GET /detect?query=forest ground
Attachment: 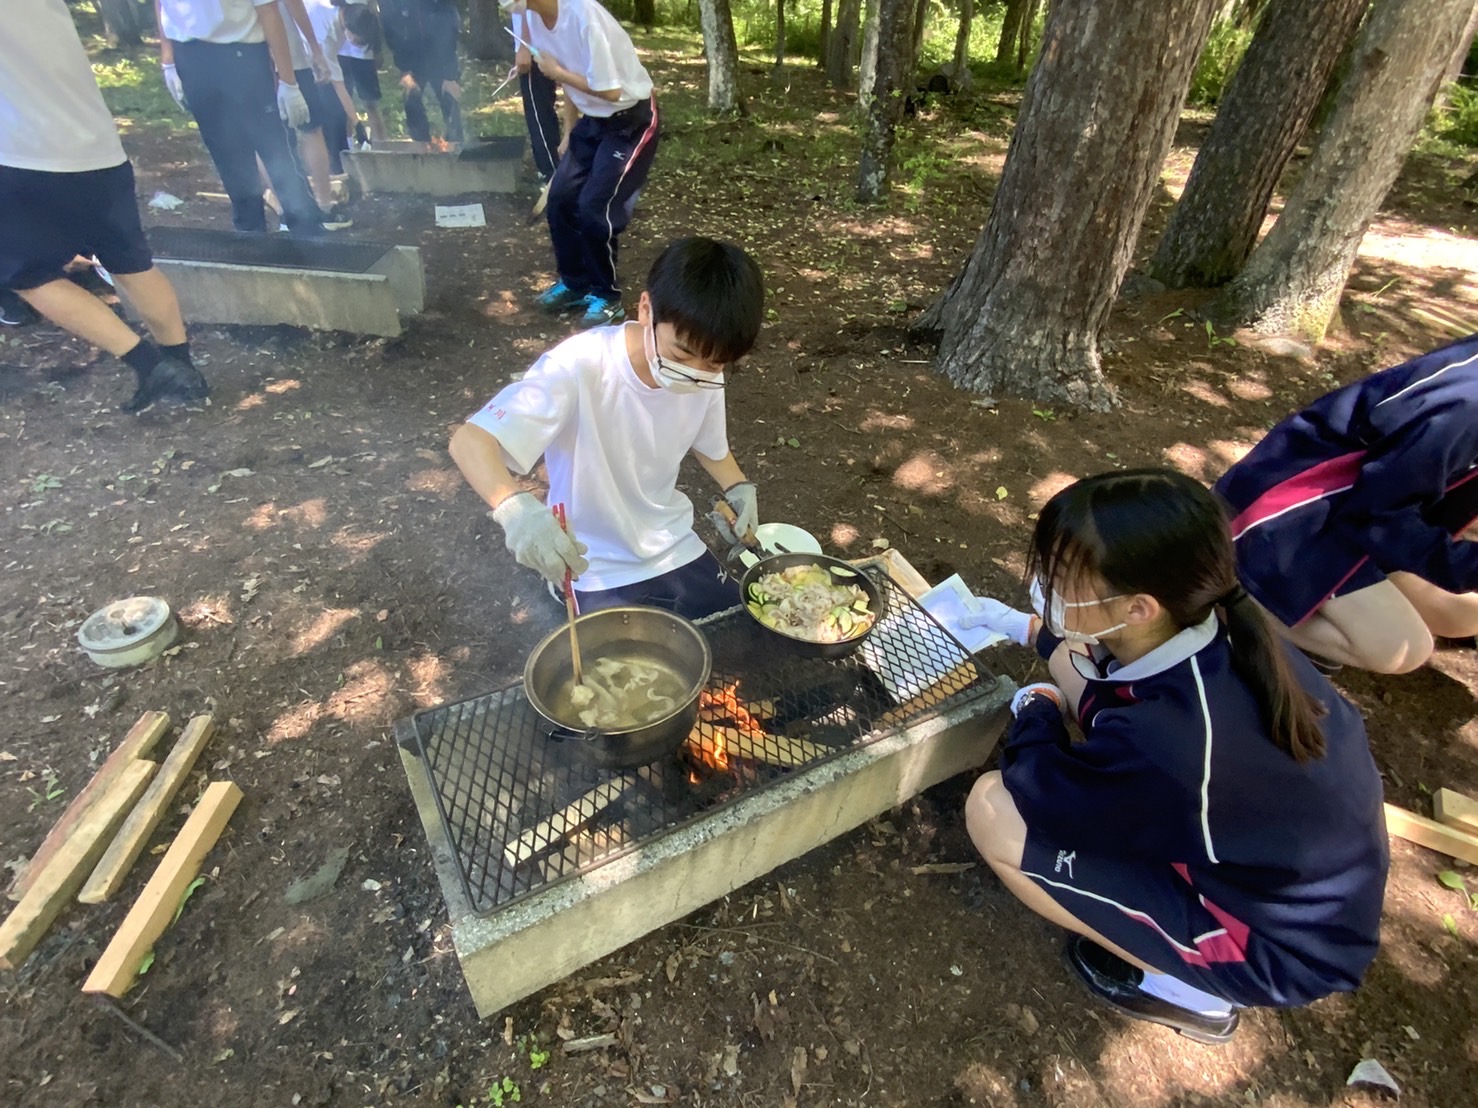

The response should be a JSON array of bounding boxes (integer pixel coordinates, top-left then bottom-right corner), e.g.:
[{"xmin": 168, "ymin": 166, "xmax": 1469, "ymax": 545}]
[{"xmin": 1, "ymin": 29, "xmax": 1476, "ymax": 1108}]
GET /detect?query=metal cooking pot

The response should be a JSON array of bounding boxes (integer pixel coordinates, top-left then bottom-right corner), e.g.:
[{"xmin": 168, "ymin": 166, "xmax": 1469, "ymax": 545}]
[
  {"xmin": 738, "ymin": 552, "xmax": 887, "ymax": 661},
  {"xmin": 524, "ymin": 606, "xmax": 712, "ymax": 769}
]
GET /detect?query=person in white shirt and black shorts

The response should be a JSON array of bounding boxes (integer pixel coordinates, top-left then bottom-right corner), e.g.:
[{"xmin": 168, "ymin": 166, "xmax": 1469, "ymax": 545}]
[{"xmin": 0, "ymin": 0, "xmax": 208, "ymax": 412}]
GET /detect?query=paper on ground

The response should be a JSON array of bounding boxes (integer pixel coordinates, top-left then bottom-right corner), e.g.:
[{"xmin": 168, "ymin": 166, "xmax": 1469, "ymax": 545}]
[
  {"xmin": 435, "ymin": 203, "xmax": 486, "ymax": 228},
  {"xmin": 858, "ymin": 573, "xmax": 1004, "ymax": 703}
]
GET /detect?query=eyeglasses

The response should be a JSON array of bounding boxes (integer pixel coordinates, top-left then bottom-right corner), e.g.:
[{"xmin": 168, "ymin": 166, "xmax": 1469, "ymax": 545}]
[{"xmin": 655, "ymin": 359, "xmax": 726, "ymax": 390}]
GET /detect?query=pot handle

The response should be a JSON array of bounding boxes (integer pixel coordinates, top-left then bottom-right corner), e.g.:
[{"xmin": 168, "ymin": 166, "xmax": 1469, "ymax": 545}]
[{"xmin": 545, "ymin": 723, "xmax": 606, "ymax": 744}]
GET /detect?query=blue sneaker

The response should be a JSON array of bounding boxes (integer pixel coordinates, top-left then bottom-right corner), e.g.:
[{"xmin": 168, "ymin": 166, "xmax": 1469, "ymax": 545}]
[
  {"xmin": 535, "ymin": 281, "xmax": 585, "ymax": 313},
  {"xmin": 578, "ymin": 294, "xmax": 625, "ymax": 327}
]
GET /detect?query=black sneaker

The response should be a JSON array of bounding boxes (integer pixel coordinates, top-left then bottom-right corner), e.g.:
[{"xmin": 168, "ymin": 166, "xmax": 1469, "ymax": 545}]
[
  {"xmin": 122, "ymin": 355, "xmax": 209, "ymax": 413},
  {"xmin": 320, "ymin": 203, "xmax": 353, "ymax": 230},
  {"xmin": 0, "ymin": 289, "xmax": 38, "ymax": 327},
  {"xmin": 1064, "ymin": 936, "xmax": 1240, "ymax": 1044}
]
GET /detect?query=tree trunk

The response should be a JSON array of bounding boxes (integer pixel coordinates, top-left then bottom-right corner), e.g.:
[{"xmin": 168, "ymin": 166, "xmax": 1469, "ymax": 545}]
[
  {"xmin": 820, "ymin": 0, "xmax": 833, "ymax": 65},
  {"xmin": 827, "ymin": 0, "xmax": 864, "ymax": 87},
  {"xmin": 911, "ymin": 0, "xmax": 930, "ymax": 67},
  {"xmin": 1206, "ymin": 0, "xmax": 1477, "ymax": 341},
  {"xmin": 635, "ymin": 0, "xmax": 658, "ymax": 32},
  {"xmin": 1149, "ymin": 0, "xmax": 1368, "ymax": 289},
  {"xmin": 858, "ymin": 0, "xmax": 882, "ymax": 107},
  {"xmin": 97, "ymin": 0, "xmax": 148, "ymax": 47},
  {"xmin": 466, "ymin": 0, "xmax": 513, "ymax": 62},
  {"xmin": 856, "ymin": 0, "xmax": 917, "ymax": 203},
  {"xmin": 1015, "ymin": 0, "xmax": 1041, "ymax": 72},
  {"xmin": 699, "ymin": 0, "xmax": 745, "ymax": 113},
  {"xmin": 915, "ymin": 0, "xmax": 1222, "ymax": 408},
  {"xmin": 995, "ymin": 0, "xmax": 1028, "ymax": 66},
  {"xmin": 949, "ymin": 0, "xmax": 974, "ymax": 88},
  {"xmin": 775, "ymin": 0, "xmax": 788, "ymax": 76}
]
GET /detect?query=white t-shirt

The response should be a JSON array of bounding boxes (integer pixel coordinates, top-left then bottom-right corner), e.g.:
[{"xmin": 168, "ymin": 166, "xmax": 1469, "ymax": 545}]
[
  {"xmin": 159, "ymin": 0, "xmax": 271, "ymax": 45},
  {"xmin": 0, "ymin": 0, "xmax": 126, "ymax": 173},
  {"xmin": 467, "ymin": 325, "xmax": 728, "ymax": 590},
  {"xmin": 279, "ymin": 1, "xmax": 313, "ymax": 72},
  {"xmin": 305, "ymin": 0, "xmax": 347, "ymax": 79},
  {"xmin": 523, "ymin": 0, "xmax": 652, "ymax": 118},
  {"xmin": 337, "ymin": 0, "xmax": 374, "ymax": 60}
]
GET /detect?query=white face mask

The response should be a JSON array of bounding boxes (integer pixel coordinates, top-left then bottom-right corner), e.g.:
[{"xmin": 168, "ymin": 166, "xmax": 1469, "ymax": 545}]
[
  {"xmin": 1035, "ymin": 577, "xmax": 1127, "ymax": 646},
  {"xmin": 642, "ymin": 321, "xmax": 724, "ymax": 395}
]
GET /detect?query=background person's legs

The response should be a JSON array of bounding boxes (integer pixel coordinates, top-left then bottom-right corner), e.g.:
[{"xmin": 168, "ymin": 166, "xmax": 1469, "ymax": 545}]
[
  {"xmin": 1390, "ymin": 571, "xmax": 1478, "ymax": 641},
  {"xmin": 1278, "ymin": 579, "xmax": 1434, "ymax": 673},
  {"xmin": 575, "ymin": 101, "xmax": 660, "ymax": 303},
  {"xmin": 403, "ymin": 78, "xmax": 431, "ymax": 144},
  {"xmin": 433, "ymin": 79, "xmax": 464, "ymax": 145},
  {"xmin": 520, "ymin": 67, "xmax": 560, "ymax": 180},
  {"xmin": 17, "ymin": 278, "xmax": 145, "ymax": 356},
  {"xmin": 173, "ymin": 40, "xmax": 271, "ymax": 232}
]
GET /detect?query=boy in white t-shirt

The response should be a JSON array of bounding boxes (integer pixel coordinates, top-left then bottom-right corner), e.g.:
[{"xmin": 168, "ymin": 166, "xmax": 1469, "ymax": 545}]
[{"xmin": 450, "ymin": 238, "xmax": 764, "ymax": 620}]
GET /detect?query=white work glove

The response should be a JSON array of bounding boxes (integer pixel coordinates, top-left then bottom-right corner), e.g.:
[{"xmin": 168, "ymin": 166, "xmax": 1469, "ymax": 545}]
[
  {"xmin": 492, "ymin": 492, "xmax": 589, "ymax": 585},
  {"xmin": 711, "ymin": 482, "xmax": 759, "ymax": 544},
  {"xmin": 276, "ymin": 80, "xmax": 311, "ymax": 128},
  {"xmin": 1010, "ymin": 683, "xmax": 1064, "ymax": 717},
  {"xmin": 162, "ymin": 63, "xmax": 187, "ymax": 110},
  {"xmin": 958, "ymin": 597, "xmax": 1036, "ymax": 645}
]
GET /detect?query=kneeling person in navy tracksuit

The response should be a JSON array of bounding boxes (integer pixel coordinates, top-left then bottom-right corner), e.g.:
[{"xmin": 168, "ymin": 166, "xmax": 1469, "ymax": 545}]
[
  {"xmin": 1214, "ymin": 333, "xmax": 1478, "ymax": 674},
  {"xmin": 963, "ymin": 470, "xmax": 1387, "ymax": 1043},
  {"xmin": 506, "ymin": 0, "xmax": 658, "ymax": 328}
]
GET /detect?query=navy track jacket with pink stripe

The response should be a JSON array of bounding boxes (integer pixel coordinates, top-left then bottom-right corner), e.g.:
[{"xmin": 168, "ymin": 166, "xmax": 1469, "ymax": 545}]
[
  {"xmin": 1003, "ymin": 623, "xmax": 1387, "ymax": 1007},
  {"xmin": 1214, "ymin": 333, "xmax": 1478, "ymax": 625}
]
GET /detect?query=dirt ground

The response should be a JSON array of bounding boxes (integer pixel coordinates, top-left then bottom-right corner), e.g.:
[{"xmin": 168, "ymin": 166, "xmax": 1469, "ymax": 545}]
[{"xmin": 3, "ymin": 44, "xmax": 1477, "ymax": 1108}]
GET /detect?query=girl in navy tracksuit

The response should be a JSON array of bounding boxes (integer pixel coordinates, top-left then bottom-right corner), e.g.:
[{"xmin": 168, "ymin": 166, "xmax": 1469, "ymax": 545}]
[
  {"xmin": 963, "ymin": 470, "xmax": 1387, "ymax": 1043},
  {"xmin": 1214, "ymin": 333, "xmax": 1478, "ymax": 674}
]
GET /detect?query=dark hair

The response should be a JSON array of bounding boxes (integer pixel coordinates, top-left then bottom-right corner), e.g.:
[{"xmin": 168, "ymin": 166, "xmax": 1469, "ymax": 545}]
[
  {"xmin": 645, "ymin": 237, "xmax": 764, "ymax": 366},
  {"xmin": 342, "ymin": 4, "xmax": 383, "ymax": 54},
  {"xmin": 1028, "ymin": 468, "xmax": 1327, "ymax": 762}
]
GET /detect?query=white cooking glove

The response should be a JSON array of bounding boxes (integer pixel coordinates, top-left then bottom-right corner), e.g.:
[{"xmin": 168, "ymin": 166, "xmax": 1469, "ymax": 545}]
[
  {"xmin": 1010, "ymin": 683, "xmax": 1064, "ymax": 717},
  {"xmin": 277, "ymin": 80, "xmax": 311, "ymax": 128},
  {"xmin": 162, "ymin": 63, "xmax": 187, "ymax": 110},
  {"xmin": 492, "ymin": 492, "xmax": 589, "ymax": 585},
  {"xmin": 712, "ymin": 481, "xmax": 758, "ymax": 544},
  {"xmin": 958, "ymin": 597, "xmax": 1036, "ymax": 645}
]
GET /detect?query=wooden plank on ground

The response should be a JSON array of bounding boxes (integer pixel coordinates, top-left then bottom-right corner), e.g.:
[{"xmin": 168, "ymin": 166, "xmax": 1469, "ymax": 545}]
[
  {"xmin": 8, "ymin": 711, "xmax": 170, "ymax": 901},
  {"xmin": 0, "ymin": 760, "xmax": 156, "ymax": 971},
  {"xmin": 1433, "ymin": 788, "xmax": 1478, "ymax": 836},
  {"xmin": 1384, "ymin": 802, "xmax": 1478, "ymax": 865},
  {"xmin": 82, "ymin": 781, "xmax": 242, "ymax": 998},
  {"xmin": 79, "ymin": 714, "xmax": 216, "ymax": 904}
]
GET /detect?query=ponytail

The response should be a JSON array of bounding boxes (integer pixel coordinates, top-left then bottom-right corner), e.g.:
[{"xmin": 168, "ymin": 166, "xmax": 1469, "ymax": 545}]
[{"xmin": 1219, "ymin": 586, "xmax": 1327, "ymax": 762}]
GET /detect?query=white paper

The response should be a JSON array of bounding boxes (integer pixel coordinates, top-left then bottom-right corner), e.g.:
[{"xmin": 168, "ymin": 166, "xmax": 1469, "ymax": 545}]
[
  {"xmin": 148, "ymin": 191, "xmax": 184, "ymax": 211},
  {"xmin": 435, "ymin": 203, "xmax": 486, "ymax": 228},
  {"xmin": 918, "ymin": 574, "xmax": 1008, "ymax": 653}
]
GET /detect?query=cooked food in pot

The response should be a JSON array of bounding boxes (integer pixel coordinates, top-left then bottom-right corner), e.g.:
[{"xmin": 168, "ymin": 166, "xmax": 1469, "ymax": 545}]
[
  {"xmin": 553, "ymin": 655, "xmax": 690, "ymax": 730},
  {"xmin": 745, "ymin": 562, "xmax": 876, "ymax": 643}
]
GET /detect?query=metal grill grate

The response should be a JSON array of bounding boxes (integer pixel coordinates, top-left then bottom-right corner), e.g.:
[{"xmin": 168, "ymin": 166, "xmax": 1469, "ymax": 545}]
[
  {"xmin": 148, "ymin": 226, "xmax": 396, "ymax": 273},
  {"xmin": 400, "ymin": 568, "xmax": 997, "ymax": 916}
]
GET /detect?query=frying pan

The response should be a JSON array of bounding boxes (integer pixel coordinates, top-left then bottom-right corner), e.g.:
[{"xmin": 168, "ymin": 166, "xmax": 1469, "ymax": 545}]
[{"xmin": 738, "ymin": 551, "xmax": 887, "ymax": 661}]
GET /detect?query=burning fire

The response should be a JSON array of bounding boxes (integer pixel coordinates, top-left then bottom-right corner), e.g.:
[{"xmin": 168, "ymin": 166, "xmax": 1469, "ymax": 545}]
[
  {"xmin": 428, "ymin": 136, "xmax": 452, "ymax": 153},
  {"xmin": 687, "ymin": 684, "xmax": 766, "ymax": 776}
]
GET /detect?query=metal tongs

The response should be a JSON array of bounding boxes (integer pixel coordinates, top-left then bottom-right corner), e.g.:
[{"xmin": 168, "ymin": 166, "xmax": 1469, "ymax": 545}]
[{"xmin": 709, "ymin": 497, "xmax": 789, "ymax": 563}]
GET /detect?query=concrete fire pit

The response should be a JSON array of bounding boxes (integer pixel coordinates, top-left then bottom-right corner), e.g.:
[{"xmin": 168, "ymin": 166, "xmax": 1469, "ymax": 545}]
[{"xmin": 396, "ymin": 550, "xmax": 1014, "ymax": 1018}]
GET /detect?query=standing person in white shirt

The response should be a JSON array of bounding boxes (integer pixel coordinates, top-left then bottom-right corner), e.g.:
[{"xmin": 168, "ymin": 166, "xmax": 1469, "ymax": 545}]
[
  {"xmin": 155, "ymin": 0, "xmax": 329, "ymax": 235},
  {"xmin": 0, "ymin": 0, "xmax": 208, "ymax": 412},
  {"xmin": 449, "ymin": 238, "xmax": 764, "ymax": 620},
  {"xmin": 336, "ymin": 0, "xmax": 390, "ymax": 145},
  {"xmin": 506, "ymin": 0, "xmax": 659, "ymax": 328},
  {"xmin": 272, "ymin": 0, "xmax": 352, "ymax": 225}
]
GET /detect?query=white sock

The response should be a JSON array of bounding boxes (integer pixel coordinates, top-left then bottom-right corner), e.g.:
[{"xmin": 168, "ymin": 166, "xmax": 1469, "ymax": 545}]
[{"xmin": 1138, "ymin": 969, "xmax": 1233, "ymax": 1017}]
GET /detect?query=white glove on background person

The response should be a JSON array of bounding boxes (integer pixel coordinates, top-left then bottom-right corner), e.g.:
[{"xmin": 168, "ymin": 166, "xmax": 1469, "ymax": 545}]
[
  {"xmin": 162, "ymin": 63, "xmax": 187, "ymax": 110},
  {"xmin": 277, "ymin": 80, "xmax": 311, "ymax": 128},
  {"xmin": 1010, "ymin": 683, "xmax": 1064, "ymax": 717},
  {"xmin": 493, "ymin": 492, "xmax": 589, "ymax": 585},
  {"xmin": 715, "ymin": 481, "xmax": 759, "ymax": 544},
  {"xmin": 958, "ymin": 597, "xmax": 1036, "ymax": 645}
]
